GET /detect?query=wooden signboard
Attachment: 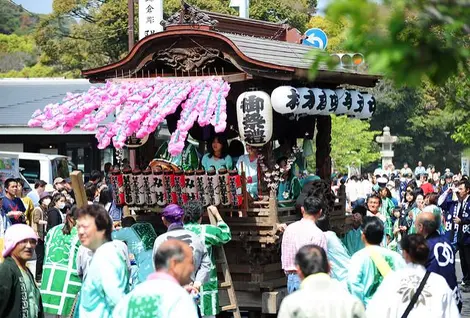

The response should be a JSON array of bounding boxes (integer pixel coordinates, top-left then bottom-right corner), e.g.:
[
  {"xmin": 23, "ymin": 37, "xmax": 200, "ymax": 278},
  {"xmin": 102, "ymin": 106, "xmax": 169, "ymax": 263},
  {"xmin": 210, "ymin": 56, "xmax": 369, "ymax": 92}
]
[{"xmin": 70, "ymin": 171, "xmax": 87, "ymax": 208}]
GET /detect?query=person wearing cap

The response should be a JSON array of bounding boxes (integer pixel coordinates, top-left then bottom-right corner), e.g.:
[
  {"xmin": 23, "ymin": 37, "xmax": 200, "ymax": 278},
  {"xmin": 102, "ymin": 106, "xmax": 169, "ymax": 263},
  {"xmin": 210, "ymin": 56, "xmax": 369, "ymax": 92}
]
[
  {"xmin": 76, "ymin": 204, "xmax": 129, "ymax": 317},
  {"xmin": 0, "ymin": 224, "xmax": 43, "ymax": 318},
  {"xmin": 31, "ymin": 191, "xmax": 51, "ymax": 282},
  {"xmin": 153, "ymin": 204, "xmax": 211, "ymax": 298},
  {"xmin": 53, "ymin": 177, "xmax": 66, "ymax": 193}
]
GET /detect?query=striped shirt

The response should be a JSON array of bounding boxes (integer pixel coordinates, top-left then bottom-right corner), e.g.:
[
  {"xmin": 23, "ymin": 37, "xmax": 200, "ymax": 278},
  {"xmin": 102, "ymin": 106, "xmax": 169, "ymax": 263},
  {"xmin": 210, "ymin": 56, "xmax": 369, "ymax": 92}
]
[{"xmin": 281, "ymin": 218, "xmax": 327, "ymax": 272}]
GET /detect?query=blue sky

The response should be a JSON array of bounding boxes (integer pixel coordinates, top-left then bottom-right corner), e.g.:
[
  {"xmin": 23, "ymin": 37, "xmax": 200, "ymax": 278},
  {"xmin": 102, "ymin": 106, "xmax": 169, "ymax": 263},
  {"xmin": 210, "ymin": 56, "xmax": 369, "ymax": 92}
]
[{"xmin": 14, "ymin": 0, "xmax": 53, "ymax": 14}]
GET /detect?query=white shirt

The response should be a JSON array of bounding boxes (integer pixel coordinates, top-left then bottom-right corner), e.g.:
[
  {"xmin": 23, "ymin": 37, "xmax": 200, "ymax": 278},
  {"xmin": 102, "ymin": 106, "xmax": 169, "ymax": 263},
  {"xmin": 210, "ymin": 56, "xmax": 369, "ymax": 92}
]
[
  {"xmin": 346, "ymin": 180, "xmax": 360, "ymax": 202},
  {"xmin": 366, "ymin": 263, "xmax": 459, "ymax": 318}
]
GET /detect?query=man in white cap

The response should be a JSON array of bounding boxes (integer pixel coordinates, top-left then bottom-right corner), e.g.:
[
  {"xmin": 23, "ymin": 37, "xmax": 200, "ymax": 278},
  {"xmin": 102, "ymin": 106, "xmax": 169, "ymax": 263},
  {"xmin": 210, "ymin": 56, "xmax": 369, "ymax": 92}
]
[
  {"xmin": 53, "ymin": 177, "xmax": 66, "ymax": 194},
  {"xmin": 0, "ymin": 224, "xmax": 43, "ymax": 318}
]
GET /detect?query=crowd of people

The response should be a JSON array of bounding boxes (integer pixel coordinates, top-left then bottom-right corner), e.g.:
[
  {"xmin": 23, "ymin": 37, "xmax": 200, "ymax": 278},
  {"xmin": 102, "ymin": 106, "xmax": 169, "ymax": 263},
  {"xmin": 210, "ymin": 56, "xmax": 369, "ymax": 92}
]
[
  {"xmin": 0, "ymin": 166, "xmax": 232, "ymax": 318},
  {"xmin": 1, "ymin": 157, "xmax": 468, "ymax": 317},
  {"xmin": 279, "ymin": 161, "xmax": 466, "ymax": 317}
]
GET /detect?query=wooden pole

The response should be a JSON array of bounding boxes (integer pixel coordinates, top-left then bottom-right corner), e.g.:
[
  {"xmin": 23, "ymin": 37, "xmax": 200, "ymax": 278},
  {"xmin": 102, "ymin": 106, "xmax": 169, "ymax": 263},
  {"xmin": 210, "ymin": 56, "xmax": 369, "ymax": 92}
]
[
  {"xmin": 315, "ymin": 116, "xmax": 332, "ymax": 183},
  {"xmin": 128, "ymin": 0, "xmax": 135, "ymax": 52}
]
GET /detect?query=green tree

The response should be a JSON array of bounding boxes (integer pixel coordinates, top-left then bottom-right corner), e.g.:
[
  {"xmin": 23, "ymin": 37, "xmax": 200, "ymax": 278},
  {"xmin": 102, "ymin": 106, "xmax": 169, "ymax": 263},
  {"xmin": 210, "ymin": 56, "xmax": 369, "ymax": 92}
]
[
  {"xmin": 324, "ymin": 0, "xmax": 470, "ymax": 86},
  {"xmin": 306, "ymin": 16, "xmax": 348, "ymax": 52},
  {"xmin": 369, "ymin": 80, "xmax": 464, "ymax": 171},
  {"xmin": 330, "ymin": 115, "xmax": 381, "ymax": 173},
  {"xmin": 35, "ymin": 0, "xmax": 317, "ymax": 76},
  {"xmin": 0, "ymin": 63, "xmax": 58, "ymax": 78}
]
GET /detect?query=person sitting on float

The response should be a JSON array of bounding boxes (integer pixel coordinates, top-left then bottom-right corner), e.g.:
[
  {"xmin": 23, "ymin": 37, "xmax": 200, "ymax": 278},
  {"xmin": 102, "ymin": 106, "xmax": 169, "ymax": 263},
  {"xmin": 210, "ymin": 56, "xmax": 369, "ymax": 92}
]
[
  {"xmin": 236, "ymin": 144, "xmax": 259, "ymax": 199},
  {"xmin": 201, "ymin": 135, "xmax": 233, "ymax": 172},
  {"xmin": 154, "ymin": 139, "xmax": 199, "ymax": 171},
  {"xmin": 277, "ymin": 156, "xmax": 301, "ymax": 205}
]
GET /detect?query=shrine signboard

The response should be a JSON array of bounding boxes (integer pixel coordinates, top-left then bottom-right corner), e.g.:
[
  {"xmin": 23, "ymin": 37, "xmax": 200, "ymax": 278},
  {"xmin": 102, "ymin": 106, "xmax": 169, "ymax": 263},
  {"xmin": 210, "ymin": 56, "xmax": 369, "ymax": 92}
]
[{"xmin": 139, "ymin": 0, "xmax": 163, "ymax": 39}]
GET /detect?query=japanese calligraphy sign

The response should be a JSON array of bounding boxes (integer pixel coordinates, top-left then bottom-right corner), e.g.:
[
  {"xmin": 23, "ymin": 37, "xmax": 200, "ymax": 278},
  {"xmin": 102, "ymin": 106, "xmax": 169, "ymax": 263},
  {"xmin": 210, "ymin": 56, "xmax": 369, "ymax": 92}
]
[
  {"xmin": 356, "ymin": 93, "xmax": 376, "ymax": 119},
  {"xmin": 271, "ymin": 86, "xmax": 300, "ymax": 114},
  {"xmin": 152, "ymin": 170, "xmax": 167, "ymax": 207},
  {"xmin": 348, "ymin": 90, "xmax": 365, "ymax": 116},
  {"xmin": 335, "ymin": 89, "xmax": 352, "ymax": 115},
  {"xmin": 139, "ymin": 0, "xmax": 163, "ymax": 39},
  {"xmin": 236, "ymin": 90, "xmax": 273, "ymax": 147}
]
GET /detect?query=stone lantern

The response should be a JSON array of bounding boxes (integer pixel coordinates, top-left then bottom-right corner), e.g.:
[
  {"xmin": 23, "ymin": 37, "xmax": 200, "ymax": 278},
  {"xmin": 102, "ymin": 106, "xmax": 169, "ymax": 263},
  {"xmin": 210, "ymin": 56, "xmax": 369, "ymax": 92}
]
[{"xmin": 376, "ymin": 126, "xmax": 398, "ymax": 168}]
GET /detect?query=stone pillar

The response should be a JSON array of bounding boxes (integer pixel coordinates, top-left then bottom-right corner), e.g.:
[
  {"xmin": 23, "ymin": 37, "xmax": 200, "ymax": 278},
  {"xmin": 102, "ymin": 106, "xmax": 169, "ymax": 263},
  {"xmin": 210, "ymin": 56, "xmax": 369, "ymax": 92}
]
[{"xmin": 375, "ymin": 126, "xmax": 398, "ymax": 168}]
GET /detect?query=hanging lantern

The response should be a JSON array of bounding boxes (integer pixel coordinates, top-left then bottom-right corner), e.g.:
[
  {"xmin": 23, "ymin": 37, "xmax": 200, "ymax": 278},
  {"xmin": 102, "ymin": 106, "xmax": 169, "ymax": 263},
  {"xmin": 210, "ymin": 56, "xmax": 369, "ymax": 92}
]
[
  {"xmin": 163, "ymin": 169, "xmax": 176, "ymax": 204},
  {"xmin": 206, "ymin": 169, "xmax": 221, "ymax": 206},
  {"xmin": 229, "ymin": 170, "xmax": 243, "ymax": 207},
  {"xmin": 110, "ymin": 169, "xmax": 125, "ymax": 206},
  {"xmin": 122, "ymin": 168, "xmax": 134, "ymax": 206},
  {"xmin": 174, "ymin": 170, "xmax": 186, "ymax": 206},
  {"xmin": 236, "ymin": 91, "xmax": 273, "ymax": 147},
  {"xmin": 152, "ymin": 168, "xmax": 167, "ymax": 207},
  {"xmin": 355, "ymin": 93, "xmax": 376, "ymax": 119},
  {"xmin": 131, "ymin": 169, "xmax": 145, "ymax": 207},
  {"xmin": 347, "ymin": 90, "xmax": 364, "ymax": 116},
  {"xmin": 195, "ymin": 170, "xmax": 210, "ymax": 206},
  {"xmin": 270, "ymin": 86, "xmax": 299, "ymax": 114},
  {"xmin": 297, "ymin": 87, "xmax": 314, "ymax": 115},
  {"xmin": 312, "ymin": 88, "xmax": 327, "ymax": 115},
  {"xmin": 334, "ymin": 89, "xmax": 352, "ymax": 115},
  {"xmin": 218, "ymin": 168, "xmax": 231, "ymax": 206},
  {"xmin": 142, "ymin": 169, "xmax": 156, "ymax": 206},
  {"xmin": 184, "ymin": 171, "xmax": 198, "ymax": 202},
  {"xmin": 323, "ymin": 89, "xmax": 338, "ymax": 115}
]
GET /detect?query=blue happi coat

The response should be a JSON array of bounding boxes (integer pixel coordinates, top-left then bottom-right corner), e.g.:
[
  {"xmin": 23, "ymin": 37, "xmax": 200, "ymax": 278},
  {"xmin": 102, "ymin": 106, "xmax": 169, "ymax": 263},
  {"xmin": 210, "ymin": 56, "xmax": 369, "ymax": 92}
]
[
  {"xmin": 439, "ymin": 195, "xmax": 470, "ymax": 246},
  {"xmin": 426, "ymin": 232, "xmax": 462, "ymax": 311}
]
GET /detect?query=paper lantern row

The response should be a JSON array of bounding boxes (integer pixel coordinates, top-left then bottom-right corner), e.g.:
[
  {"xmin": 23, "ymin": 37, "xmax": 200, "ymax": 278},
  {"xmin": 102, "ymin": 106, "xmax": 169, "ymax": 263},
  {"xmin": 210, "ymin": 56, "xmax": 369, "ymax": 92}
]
[
  {"xmin": 109, "ymin": 168, "xmax": 243, "ymax": 208},
  {"xmin": 271, "ymin": 86, "xmax": 376, "ymax": 119}
]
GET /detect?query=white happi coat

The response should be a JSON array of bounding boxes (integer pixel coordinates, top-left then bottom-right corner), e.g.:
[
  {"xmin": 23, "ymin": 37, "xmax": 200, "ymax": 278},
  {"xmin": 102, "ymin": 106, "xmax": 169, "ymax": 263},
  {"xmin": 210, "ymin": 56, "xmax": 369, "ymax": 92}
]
[{"xmin": 366, "ymin": 263, "xmax": 460, "ymax": 318}]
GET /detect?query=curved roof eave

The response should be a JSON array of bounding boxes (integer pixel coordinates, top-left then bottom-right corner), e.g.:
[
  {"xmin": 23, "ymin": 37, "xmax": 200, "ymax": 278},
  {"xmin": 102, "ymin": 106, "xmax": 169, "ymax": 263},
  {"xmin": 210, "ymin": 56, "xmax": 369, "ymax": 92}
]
[{"xmin": 81, "ymin": 29, "xmax": 295, "ymax": 78}]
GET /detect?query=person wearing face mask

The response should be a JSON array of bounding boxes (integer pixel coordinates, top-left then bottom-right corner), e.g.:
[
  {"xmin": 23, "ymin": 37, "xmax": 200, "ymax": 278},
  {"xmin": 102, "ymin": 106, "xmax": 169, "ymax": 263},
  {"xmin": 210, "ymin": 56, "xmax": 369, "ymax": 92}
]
[
  {"xmin": 31, "ymin": 192, "xmax": 51, "ymax": 283},
  {"xmin": 46, "ymin": 193, "xmax": 66, "ymax": 232}
]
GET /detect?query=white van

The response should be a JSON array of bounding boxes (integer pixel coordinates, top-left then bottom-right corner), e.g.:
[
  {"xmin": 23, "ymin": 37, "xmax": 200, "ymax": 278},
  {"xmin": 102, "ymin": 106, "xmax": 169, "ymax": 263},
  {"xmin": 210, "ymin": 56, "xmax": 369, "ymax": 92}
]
[{"xmin": 0, "ymin": 152, "xmax": 74, "ymax": 187}]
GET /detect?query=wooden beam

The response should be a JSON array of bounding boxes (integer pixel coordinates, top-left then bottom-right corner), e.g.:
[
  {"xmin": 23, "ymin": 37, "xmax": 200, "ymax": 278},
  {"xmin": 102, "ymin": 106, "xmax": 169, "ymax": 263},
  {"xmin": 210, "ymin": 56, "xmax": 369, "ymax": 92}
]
[
  {"xmin": 109, "ymin": 72, "xmax": 253, "ymax": 83},
  {"xmin": 261, "ymin": 288, "xmax": 287, "ymax": 314},
  {"xmin": 70, "ymin": 171, "xmax": 87, "ymax": 208}
]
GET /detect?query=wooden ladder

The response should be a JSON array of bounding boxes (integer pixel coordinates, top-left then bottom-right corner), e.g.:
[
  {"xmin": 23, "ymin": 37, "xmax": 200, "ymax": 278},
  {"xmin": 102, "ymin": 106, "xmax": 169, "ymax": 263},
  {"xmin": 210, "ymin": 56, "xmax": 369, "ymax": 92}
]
[{"xmin": 207, "ymin": 213, "xmax": 241, "ymax": 318}]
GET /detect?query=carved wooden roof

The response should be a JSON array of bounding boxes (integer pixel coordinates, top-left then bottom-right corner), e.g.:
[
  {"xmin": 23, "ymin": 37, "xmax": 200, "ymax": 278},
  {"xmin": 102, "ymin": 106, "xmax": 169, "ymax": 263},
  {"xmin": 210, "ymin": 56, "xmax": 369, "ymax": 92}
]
[{"xmin": 82, "ymin": 29, "xmax": 380, "ymax": 87}]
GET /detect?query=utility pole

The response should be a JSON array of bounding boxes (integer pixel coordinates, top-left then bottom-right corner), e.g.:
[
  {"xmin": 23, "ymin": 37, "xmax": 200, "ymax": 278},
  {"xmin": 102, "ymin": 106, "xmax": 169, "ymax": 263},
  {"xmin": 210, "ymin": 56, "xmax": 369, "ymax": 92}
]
[{"xmin": 128, "ymin": 0, "xmax": 135, "ymax": 52}]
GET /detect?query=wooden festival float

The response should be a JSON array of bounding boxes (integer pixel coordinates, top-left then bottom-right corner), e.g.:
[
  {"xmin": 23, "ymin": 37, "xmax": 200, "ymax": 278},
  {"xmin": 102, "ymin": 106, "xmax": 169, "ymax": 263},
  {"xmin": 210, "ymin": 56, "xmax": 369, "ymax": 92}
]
[{"xmin": 28, "ymin": 4, "xmax": 380, "ymax": 314}]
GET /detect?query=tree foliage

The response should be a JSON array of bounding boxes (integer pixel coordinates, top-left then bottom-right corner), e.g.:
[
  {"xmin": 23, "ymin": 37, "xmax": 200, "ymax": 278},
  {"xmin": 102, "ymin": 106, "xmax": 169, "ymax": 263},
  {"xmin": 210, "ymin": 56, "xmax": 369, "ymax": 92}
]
[
  {"xmin": 0, "ymin": 0, "xmax": 40, "ymax": 35},
  {"xmin": 33, "ymin": 0, "xmax": 316, "ymax": 76},
  {"xmin": 330, "ymin": 115, "xmax": 381, "ymax": 173},
  {"xmin": 369, "ymin": 79, "xmax": 465, "ymax": 171},
  {"xmin": 325, "ymin": 0, "xmax": 470, "ymax": 86},
  {"xmin": 306, "ymin": 16, "xmax": 348, "ymax": 52}
]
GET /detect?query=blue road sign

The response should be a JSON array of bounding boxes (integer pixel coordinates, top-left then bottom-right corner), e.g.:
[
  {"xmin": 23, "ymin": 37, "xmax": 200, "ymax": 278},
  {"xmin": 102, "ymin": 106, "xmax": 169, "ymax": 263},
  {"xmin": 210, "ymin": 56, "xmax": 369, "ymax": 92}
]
[{"xmin": 303, "ymin": 28, "xmax": 328, "ymax": 50}]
